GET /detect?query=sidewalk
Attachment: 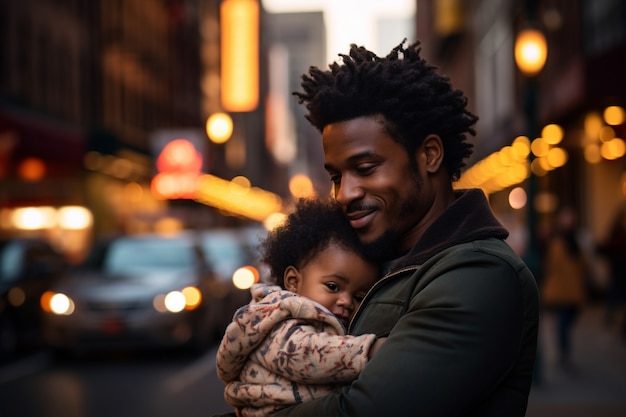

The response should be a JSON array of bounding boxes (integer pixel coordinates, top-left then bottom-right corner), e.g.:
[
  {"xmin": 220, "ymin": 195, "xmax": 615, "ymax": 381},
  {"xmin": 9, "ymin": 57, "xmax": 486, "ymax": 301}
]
[{"xmin": 526, "ymin": 305, "xmax": 626, "ymax": 417}]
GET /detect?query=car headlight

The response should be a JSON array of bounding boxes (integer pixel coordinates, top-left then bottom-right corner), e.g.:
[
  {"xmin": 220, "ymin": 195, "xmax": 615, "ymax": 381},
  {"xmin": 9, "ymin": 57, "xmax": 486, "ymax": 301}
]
[
  {"xmin": 153, "ymin": 286, "xmax": 202, "ymax": 313},
  {"xmin": 41, "ymin": 291, "xmax": 75, "ymax": 315}
]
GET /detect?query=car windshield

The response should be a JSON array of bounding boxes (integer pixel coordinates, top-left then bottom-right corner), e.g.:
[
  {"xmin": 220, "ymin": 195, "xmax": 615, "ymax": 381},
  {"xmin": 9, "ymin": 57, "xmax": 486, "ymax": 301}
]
[
  {"xmin": 104, "ymin": 239, "xmax": 196, "ymax": 274},
  {"xmin": 201, "ymin": 235, "xmax": 246, "ymax": 279}
]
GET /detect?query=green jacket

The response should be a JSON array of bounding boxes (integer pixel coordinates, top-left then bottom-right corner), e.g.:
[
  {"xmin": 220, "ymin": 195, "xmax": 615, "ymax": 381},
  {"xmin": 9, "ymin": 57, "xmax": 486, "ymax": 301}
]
[{"xmin": 275, "ymin": 189, "xmax": 539, "ymax": 417}]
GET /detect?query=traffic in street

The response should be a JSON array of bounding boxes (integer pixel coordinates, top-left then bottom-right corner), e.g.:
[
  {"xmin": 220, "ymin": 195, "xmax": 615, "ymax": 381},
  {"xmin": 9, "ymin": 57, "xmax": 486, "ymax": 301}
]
[
  {"xmin": 2, "ymin": 305, "xmax": 625, "ymax": 417},
  {"xmin": 0, "ymin": 345, "xmax": 233, "ymax": 417}
]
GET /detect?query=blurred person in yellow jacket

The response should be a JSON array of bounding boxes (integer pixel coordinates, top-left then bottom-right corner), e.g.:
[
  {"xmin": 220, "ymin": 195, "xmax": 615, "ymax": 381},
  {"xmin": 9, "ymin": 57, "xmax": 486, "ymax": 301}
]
[{"xmin": 541, "ymin": 206, "xmax": 589, "ymax": 372}]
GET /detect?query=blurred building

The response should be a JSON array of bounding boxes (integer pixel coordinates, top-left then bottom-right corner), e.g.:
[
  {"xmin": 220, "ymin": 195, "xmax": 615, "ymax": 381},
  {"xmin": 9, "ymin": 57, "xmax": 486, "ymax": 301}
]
[
  {"xmin": 417, "ymin": 0, "xmax": 626, "ymax": 259},
  {"xmin": 262, "ymin": 11, "xmax": 327, "ymax": 196},
  {"xmin": 3, "ymin": 0, "xmax": 624, "ymax": 266},
  {"xmin": 0, "ymin": 1, "xmax": 88, "ymax": 211},
  {"xmin": 0, "ymin": 0, "xmax": 283, "ymax": 261}
]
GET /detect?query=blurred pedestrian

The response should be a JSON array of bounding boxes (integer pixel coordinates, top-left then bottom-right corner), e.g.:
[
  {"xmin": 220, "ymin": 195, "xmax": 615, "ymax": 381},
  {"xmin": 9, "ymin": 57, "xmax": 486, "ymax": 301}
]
[
  {"xmin": 215, "ymin": 199, "xmax": 384, "ymax": 417},
  {"xmin": 541, "ymin": 206, "xmax": 590, "ymax": 371},
  {"xmin": 597, "ymin": 207, "xmax": 626, "ymax": 341}
]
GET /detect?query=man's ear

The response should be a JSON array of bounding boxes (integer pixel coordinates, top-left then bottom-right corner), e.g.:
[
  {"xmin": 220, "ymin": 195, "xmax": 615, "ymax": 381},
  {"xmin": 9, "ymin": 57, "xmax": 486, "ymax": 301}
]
[
  {"xmin": 421, "ymin": 134, "xmax": 444, "ymax": 173},
  {"xmin": 283, "ymin": 266, "xmax": 300, "ymax": 292}
]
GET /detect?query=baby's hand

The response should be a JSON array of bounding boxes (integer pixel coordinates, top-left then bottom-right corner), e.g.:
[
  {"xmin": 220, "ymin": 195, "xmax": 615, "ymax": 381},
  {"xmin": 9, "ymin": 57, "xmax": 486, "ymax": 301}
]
[{"xmin": 368, "ymin": 337, "xmax": 387, "ymax": 359}]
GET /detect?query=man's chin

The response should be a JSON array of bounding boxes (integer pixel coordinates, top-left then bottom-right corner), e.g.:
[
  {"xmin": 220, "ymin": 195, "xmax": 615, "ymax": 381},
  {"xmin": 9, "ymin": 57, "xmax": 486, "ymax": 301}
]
[{"xmin": 361, "ymin": 229, "xmax": 398, "ymax": 262}]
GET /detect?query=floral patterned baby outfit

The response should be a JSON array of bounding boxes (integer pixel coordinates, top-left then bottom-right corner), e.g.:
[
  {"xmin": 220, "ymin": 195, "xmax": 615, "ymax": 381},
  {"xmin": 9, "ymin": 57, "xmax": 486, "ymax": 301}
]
[{"xmin": 216, "ymin": 283, "xmax": 376, "ymax": 417}]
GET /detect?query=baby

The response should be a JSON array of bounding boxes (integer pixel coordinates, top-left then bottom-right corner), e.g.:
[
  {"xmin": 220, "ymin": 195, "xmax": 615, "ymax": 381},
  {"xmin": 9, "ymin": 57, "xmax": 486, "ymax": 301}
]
[{"xmin": 216, "ymin": 198, "xmax": 383, "ymax": 417}]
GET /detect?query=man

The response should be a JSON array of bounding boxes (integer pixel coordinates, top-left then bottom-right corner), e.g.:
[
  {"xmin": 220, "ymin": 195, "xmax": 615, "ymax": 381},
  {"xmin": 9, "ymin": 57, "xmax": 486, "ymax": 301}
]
[
  {"xmin": 275, "ymin": 40, "xmax": 539, "ymax": 416},
  {"xmin": 213, "ymin": 40, "xmax": 538, "ymax": 417}
]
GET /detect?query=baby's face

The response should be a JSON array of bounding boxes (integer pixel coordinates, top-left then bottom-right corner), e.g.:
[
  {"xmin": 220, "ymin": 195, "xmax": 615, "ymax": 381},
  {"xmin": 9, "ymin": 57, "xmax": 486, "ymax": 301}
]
[{"xmin": 291, "ymin": 243, "xmax": 378, "ymax": 328}]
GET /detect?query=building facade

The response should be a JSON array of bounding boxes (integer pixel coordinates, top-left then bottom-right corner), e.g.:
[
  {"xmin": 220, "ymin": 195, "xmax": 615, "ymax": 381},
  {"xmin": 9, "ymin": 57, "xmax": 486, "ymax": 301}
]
[
  {"xmin": 0, "ymin": 0, "xmax": 282, "ymax": 261},
  {"xmin": 417, "ymin": 0, "xmax": 626, "ymax": 267}
]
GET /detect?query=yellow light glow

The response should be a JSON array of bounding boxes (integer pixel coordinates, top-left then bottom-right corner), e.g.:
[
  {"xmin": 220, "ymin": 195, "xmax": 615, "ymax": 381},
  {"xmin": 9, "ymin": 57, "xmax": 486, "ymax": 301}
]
[
  {"xmin": 206, "ymin": 112, "xmax": 234, "ymax": 144},
  {"xmin": 40, "ymin": 291, "xmax": 54, "ymax": 313},
  {"xmin": 154, "ymin": 217, "xmax": 184, "ymax": 235},
  {"xmin": 221, "ymin": 0, "xmax": 259, "ymax": 112},
  {"xmin": 584, "ymin": 112, "xmax": 603, "ymax": 140},
  {"xmin": 530, "ymin": 158, "xmax": 547, "ymax": 176},
  {"xmin": 599, "ymin": 126, "xmax": 616, "ymax": 142},
  {"xmin": 49, "ymin": 293, "xmax": 75, "ymax": 315},
  {"xmin": 498, "ymin": 146, "xmax": 513, "ymax": 166},
  {"xmin": 511, "ymin": 162, "xmax": 530, "ymax": 183},
  {"xmin": 546, "ymin": 147, "xmax": 568, "ymax": 168},
  {"xmin": 263, "ymin": 212, "xmax": 287, "ymax": 231},
  {"xmin": 455, "ymin": 136, "xmax": 536, "ymax": 194},
  {"xmin": 18, "ymin": 158, "xmax": 46, "ymax": 181},
  {"xmin": 508, "ymin": 187, "xmax": 527, "ymax": 210},
  {"xmin": 515, "ymin": 28, "xmax": 548, "ymax": 76},
  {"xmin": 11, "ymin": 206, "xmax": 56, "ymax": 230},
  {"xmin": 289, "ymin": 174, "xmax": 316, "ymax": 199},
  {"xmin": 535, "ymin": 192, "xmax": 559, "ymax": 214},
  {"xmin": 195, "ymin": 174, "xmax": 282, "ymax": 222},
  {"xmin": 602, "ymin": 138, "xmax": 626, "ymax": 159},
  {"xmin": 164, "ymin": 291, "xmax": 186, "ymax": 313},
  {"xmin": 538, "ymin": 156, "xmax": 554, "ymax": 172},
  {"xmin": 512, "ymin": 136, "xmax": 531, "ymax": 159},
  {"xmin": 604, "ymin": 106, "xmax": 625, "ymax": 126},
  {"xmin": 57, "ymin": 206, "xmax": 93, "ymax": 230},
  {"xmin": 151, "ymin": 172, "xmax": 200, "ymax": 200},
  {"xmin": 600, "ymin": 142, "xmax": 615, "ymax": 161},
  {"xmin": 541, "ymin": 124, "xmax": 563, "ymax": 145},
  {"xmin": 433, "ymin": 0, "xmax": 464, "ymax": 36},
  {"xmin": 232, "ymin": 175, "xmax": 251, "ymax": 188},
  {"xmin": 232, "ymin": 266, "xmax": 258, "ymax": 290},
  {"xmin": 182, "ymin": 286, "xmax": 202, "ymax": 309},
  {"xmin": 584, "ymin": 143, "xmax": 602, "ymax": 164},
  {"xmin": 530, "ymin": 138, "xmax": 550, "ymax": 157}
]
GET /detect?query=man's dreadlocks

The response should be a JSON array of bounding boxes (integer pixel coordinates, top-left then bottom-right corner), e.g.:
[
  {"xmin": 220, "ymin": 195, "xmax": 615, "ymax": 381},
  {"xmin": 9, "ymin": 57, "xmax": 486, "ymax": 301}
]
[{"xmin": 294, "ymin": 40, "xmax": 477, "ymax": 180}]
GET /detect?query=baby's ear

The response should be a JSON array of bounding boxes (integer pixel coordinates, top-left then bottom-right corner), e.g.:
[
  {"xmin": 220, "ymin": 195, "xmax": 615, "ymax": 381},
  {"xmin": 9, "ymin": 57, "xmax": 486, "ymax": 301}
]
[{"xmin": 283, "ymin": 265, "xmax": 300, "ymax": 292}]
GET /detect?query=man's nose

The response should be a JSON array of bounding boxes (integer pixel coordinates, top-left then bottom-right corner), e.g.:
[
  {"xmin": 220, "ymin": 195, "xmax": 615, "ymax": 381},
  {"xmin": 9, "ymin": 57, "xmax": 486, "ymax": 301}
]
[{"xmin": 334, "ymin": 174, "xmax": 363, "ymax": 205}]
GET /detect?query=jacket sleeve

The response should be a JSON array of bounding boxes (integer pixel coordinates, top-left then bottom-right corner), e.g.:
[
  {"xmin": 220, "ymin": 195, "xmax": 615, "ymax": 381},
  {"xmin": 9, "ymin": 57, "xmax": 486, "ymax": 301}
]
[
  {"xmin": 274, "ymin": 248, "xmax": 537, "ymax": 417},
  {"xmin": 253, "ymin": 318, "xmax": 377, "ymax": 385}
]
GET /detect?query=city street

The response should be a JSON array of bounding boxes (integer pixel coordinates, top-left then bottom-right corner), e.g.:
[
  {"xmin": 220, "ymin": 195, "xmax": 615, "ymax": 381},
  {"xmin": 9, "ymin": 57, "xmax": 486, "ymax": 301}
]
[
  {"xmin": 526, "ymin": 304, "xmax": 626, "ymax": 417},
  {"xmin": 1, "ymin": 305, "xmax": 624, "ymax": 417},
  {"xmin": 0, "ymin": 347, "xmax": 231, "ymax": 417}
]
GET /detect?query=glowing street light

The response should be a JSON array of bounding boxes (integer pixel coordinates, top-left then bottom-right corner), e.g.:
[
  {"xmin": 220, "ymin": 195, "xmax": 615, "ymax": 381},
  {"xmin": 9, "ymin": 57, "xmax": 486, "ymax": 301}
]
[
  {"xmin": 206, "ymin": 112, "xmax": 234, "ymax": 144},
  {"xmin": 514, "ymin": 19, "xmax": 548, "ymax": 290},
  {"xmin": 515, "ymin": 28, "xmax": 548, "ymax": 77}
]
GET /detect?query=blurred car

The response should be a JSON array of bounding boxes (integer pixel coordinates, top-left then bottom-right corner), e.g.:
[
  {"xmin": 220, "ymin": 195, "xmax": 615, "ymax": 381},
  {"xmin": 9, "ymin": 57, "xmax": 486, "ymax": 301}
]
[
  {"xmin": 198, "ymin": 227, "xmax": 264, "ymax": 318},
  {"xmin": 41, "ymin": 233, "xmax": 237, "ymax": 355},
  {"xmin": 0, "ymin": 237, "xmax": 68, "ymax": 359}
]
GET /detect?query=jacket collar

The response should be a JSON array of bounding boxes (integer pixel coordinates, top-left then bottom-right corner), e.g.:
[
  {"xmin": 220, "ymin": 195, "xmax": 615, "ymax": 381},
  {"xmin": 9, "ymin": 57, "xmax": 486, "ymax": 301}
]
[{"xmin": 389, "ymin": 188, "xmax": 509, "ymax": 270}]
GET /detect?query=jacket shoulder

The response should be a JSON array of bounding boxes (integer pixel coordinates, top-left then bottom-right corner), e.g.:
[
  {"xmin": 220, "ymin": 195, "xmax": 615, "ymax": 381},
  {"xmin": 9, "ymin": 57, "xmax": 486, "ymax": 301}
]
[{"xmin": 352, "ymin": 238, "xmax": 538, "ymax": 336}]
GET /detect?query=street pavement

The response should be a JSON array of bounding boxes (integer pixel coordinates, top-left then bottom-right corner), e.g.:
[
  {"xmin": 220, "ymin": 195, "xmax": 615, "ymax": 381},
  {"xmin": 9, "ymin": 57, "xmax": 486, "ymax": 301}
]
[{"xmin": 526, "ymin": 304, "xmax": 626, "ymax": 417}]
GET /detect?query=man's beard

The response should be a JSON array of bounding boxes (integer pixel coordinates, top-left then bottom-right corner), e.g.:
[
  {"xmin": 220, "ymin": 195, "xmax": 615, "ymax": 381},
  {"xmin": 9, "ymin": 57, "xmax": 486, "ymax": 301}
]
[
  {"xmin": 360, "ymin": 228, "xmax": 399, "ymax": 262},
  {"xmin": 359, "ymin": 167, "xmax": 423, "ymax": 263}
]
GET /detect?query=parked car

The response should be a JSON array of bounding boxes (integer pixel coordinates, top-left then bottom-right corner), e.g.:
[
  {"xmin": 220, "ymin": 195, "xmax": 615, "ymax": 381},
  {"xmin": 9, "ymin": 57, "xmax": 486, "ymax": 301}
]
[
  {"xmin": 41, "ymin": 233, "xmax": 240, "ymax": 355},
  {"xmin": 198, "ymin": 227, "xmax": 262, "ymax": 320},
  {"xmin": 0, "ymin": 237, "xmax": 68, "ymax": 359}
]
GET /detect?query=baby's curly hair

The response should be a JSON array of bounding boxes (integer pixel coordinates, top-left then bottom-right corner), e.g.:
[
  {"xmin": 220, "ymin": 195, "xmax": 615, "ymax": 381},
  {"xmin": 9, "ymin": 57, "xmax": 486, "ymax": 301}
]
[
  {"xmin": 260, "ymin": 198, "xmax": 372, "ymax": 288},
  {"xmin": 293, "ymin": 39, "xmax": 477, "ymax": 180}
]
